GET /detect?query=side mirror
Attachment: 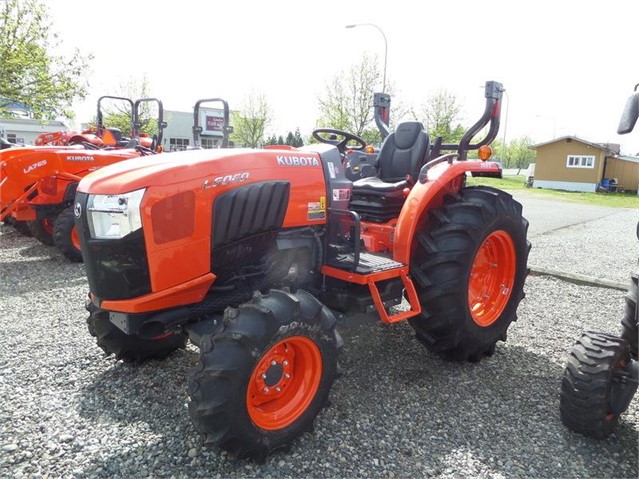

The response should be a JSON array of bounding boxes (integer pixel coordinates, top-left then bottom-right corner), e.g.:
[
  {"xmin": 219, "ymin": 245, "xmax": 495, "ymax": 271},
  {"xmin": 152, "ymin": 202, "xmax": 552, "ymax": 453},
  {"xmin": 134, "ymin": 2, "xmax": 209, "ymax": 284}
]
[{"xmin": 617, "ymin": 90, "xmax": 639, "ymax": 135}]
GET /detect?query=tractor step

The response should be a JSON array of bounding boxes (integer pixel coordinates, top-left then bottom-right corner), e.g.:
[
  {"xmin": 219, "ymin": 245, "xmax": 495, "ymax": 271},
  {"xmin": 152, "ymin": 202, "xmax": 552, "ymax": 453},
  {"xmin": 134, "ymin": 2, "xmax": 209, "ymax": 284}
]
[
  {"xmin": 327, "ymin": 252, "xmax": 403, "ymax": 275},
  {"xmin": 321, "ymin": 257, "xmax": 421, "ymax": 324}
]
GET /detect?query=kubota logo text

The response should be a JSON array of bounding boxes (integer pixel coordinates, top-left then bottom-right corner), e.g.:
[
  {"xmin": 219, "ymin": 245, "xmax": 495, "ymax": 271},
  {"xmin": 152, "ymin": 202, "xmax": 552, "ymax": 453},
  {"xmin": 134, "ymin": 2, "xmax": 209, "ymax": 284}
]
[
  {"xmin": 23, "ymin": 160, "xmax": 47, "ymax": 174},
  {"xmin": 276, "ymin": 155, "xmax": 320, "ymax": 167},
  {"xmin": 203, "ymin": 172, "xmax": 250, "ymax": 189},
  {"xmin": 67, "ymin": 155, "xmax": 94, "ymax": 162}
]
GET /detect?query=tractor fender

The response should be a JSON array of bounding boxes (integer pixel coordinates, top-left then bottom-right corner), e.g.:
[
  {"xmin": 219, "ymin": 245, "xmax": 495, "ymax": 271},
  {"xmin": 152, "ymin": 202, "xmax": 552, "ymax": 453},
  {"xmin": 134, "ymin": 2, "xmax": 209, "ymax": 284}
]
[{"xmin": 393, "ymin": 160, "xmax": 502, "ymax": 264}]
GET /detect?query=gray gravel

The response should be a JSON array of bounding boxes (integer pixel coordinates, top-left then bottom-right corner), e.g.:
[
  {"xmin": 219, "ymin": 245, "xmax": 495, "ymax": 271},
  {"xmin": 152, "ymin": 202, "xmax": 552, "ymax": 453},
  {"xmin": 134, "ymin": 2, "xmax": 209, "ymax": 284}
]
[{"xmin": 1, "ymin": 197, "xmax": 638, "ymax": 478}]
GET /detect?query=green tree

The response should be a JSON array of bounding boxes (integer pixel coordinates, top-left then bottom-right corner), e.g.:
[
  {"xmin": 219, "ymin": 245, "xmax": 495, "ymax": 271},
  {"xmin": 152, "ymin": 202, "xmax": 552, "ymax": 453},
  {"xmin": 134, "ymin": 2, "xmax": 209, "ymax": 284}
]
[
  {"xmin": 316, "ymin": 53, "xmax": 406, "ymax": 146},
  {"xmin": 230, "ymin": 91, "xmax": 271, "ymax": 148},
  {"xmin": 293, "ymin": 127, "xmax": 304, "ymax": 147},
  {"xmin": 285, "ymin": 131, "xmax": 295, "ymax": 146},
  {"xmin": 504, "ymin": 136, "xmax": 535, "ymax": 171},
  {"xmin": 277, "ymin": 135, "xmax": 285, "ymax": 145},
  {"xmin": 0, "ymin": 0, "xmax": 93, "ymax": 119},
  {"xmin": 414, "ymin": 89, "xmax": 466, "ymax": 144},
  {"xmin": 265, "ymin": 134, "xmax": 277, "ymax": 145}
]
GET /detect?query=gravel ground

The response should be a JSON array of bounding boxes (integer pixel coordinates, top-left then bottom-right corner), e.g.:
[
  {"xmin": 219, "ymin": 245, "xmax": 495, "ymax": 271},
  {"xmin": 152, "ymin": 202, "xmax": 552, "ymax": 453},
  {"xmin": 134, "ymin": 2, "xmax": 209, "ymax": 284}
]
[{"xmin": 0, "ymin": 201, "xmax": 638, "ymax": 479}]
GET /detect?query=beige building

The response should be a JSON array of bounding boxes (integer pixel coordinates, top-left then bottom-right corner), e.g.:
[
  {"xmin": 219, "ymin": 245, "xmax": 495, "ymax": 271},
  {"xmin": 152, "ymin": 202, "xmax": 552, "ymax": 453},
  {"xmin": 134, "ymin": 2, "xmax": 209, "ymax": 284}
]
[{"xmin": 531, "ymin": 136, "xmax": 639, "ymax": 193}]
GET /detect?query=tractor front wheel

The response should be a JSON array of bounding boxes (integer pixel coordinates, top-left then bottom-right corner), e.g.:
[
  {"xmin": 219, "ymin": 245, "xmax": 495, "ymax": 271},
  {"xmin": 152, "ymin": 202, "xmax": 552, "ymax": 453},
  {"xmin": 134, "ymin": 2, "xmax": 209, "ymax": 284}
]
[
  {"xmin": 408, "ymin": 186, "xmax": 530, "ymax": 361},
  {"xmin": 86, "ymin": 302, "xmax": 187, "ymax": 362},
  {"xmin": 188, "ymin": 289, "xmax": 341, "ymax": 462},
  {"xmin": 53, "ymin": 206, "xmax": 83, "ymax": 262},
  {"xmin": 560, "ymin": 331, "xmax": 635, "ymax": 438},
  {"xmin": 621, "ymin": 271, "xmax": 638, "ymax": 360}
]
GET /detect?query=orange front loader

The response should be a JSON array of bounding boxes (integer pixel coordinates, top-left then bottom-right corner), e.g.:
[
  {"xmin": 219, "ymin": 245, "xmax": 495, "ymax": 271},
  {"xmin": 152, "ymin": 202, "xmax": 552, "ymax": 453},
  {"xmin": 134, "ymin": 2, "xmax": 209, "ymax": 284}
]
[{"xmin": 75, "ymin": 81, "xmax": 530, "ymax": 461}]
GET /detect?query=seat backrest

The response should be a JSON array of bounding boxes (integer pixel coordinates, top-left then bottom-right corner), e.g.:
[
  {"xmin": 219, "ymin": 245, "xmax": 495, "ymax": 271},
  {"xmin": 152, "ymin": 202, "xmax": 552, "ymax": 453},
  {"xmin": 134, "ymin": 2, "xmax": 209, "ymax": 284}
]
[{"xmin": 377, "ymin": 121, "xmax": 429, "ymax": 182}]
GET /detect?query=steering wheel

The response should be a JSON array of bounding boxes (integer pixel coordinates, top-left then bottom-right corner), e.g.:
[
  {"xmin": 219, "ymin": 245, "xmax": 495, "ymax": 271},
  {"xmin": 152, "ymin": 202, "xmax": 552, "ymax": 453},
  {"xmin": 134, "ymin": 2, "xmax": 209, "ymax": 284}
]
[
  {"xmin": 312, "ymin": 128, "xmax": 367, "ymax": 153},
  {"xmin": 135, "ymin": 144, "xmax": 155, "ymax": 156}
]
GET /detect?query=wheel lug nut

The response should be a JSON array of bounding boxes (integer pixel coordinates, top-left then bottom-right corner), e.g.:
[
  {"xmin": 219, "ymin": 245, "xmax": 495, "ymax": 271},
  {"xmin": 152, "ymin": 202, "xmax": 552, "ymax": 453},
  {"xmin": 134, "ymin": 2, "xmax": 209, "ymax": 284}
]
[
  {"xmin": 285, "ymin": 373, "xmax": 291, "ymax": 379},
  {"xmin": 263, "ymin": 387, "xmax": 269, "ymax": 393},
  {"xmin": 261, "ymin": 373, "xmax": 267, "ymax": 379},
  {"xmin": 271, "ymin": 360, "xmax": 277, "ymax": 366},
  {"xmin": 275, "ymin": 387, "xmax": 281, "ymax": 392},
  {"xmin": 283, "ymin": 360, "xmax": 288, "ymax": 366}
]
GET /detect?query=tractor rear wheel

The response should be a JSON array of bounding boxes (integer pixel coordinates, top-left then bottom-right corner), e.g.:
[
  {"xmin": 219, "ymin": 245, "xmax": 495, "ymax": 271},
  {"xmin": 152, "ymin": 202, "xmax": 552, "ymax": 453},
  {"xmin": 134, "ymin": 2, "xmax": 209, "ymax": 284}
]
[
  {"xmin": 408, "ymin": 186, "xmax": 530, "ymax": 361},
  {"xmin": 621, "ymin": 271, "xmax": 638, "ymax": 360},
  {"xmin": 86, "ymin": 302, "xmax": 187, "ymax": 362},
  {"xmin": 53, "ymin": 206, "xmax": 83, "ymax": 262},
  {"xmin": 560, "ymin": 331, "xmax": 633, "ymax": 438},
  {"xmin": 28, "ymin": 216, "xmax": 55, "ymax": 245},
  {"xmin": 188, "ymin": 289, "xmax": 340, "ymax": 462}
]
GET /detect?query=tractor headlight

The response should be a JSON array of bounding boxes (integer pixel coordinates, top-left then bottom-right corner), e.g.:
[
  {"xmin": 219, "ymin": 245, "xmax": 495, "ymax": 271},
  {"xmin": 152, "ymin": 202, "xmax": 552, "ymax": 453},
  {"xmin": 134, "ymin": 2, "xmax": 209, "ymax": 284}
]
[{"xmin": 86, "ymin": 188, "xmax": 146, "ymax": 239}]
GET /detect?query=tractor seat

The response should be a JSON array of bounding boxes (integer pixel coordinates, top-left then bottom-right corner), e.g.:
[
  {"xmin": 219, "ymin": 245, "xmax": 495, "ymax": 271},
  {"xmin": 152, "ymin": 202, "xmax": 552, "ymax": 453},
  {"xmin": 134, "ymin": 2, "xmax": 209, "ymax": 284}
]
[{"xmin": 350, "ymin": 121, "xmax": 429, "ymax": 222}]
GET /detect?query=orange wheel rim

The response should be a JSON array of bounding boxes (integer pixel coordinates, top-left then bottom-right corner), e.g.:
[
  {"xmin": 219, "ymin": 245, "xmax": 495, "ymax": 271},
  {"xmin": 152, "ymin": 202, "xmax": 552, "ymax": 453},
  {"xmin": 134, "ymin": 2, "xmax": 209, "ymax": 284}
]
[
  {"xmin": 468, "ymin": 230, "xmax": 516, "ymax": 327},
  {"xmin": 42, "ymin": 218, "xmax": 54, "ymax": 234},
  {"xmin": 247, "ymin": 336, "xmax": 322, "ymax": 430},
  {"xmin": 71, "ymin": 226, "xmax": 81, "ymax": 251}
]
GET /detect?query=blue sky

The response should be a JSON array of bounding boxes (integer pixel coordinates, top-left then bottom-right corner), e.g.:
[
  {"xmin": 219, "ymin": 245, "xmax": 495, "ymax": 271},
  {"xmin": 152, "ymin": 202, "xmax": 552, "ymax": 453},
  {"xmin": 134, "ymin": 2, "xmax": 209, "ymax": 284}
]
[{"xmin": 49, "ymin": 0, "xmax": 639, "ymax": 154}]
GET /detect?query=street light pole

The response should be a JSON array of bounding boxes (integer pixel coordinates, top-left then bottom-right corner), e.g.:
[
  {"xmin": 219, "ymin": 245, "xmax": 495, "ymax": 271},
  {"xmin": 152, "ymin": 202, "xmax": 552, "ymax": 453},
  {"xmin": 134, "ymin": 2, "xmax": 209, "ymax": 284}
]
[{"xmin": 345, "ymin": 23, "xmax": 388, "ymax": 93}]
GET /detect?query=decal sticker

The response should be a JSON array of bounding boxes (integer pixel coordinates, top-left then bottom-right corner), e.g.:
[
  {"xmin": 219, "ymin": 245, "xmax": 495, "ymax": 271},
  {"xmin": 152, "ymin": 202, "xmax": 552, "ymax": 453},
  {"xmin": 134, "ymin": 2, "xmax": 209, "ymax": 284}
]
[
  {"xmin": 66, "ymin": 155, "xmax": 95, "ymax": 162},
  {"xmin": 308, "ymin": 202, "xmax": 321, "ymax": 211},
  {"xmin": 327, "ymin": 162, "xmax": 336, "ymax": 178},
  {"xmin": 332, "ymin": 188, "xmax": 351, "ymax": 201},
  {"xmin": 23, "ymin": 160, "xmax": 47, "ymax": 174},
  {"xmin": 320, "ymin": 196, "xmax": 326, "ymax": 210},
  {"xmin": 203, "ymin": 172, "xmax": 249, "ymax": 189},
  {"xmin": 307, "ymin": 211, "xmax": 326, "ymax": 221},
  {"xmin": 276, "ymin": 155, "xmax": 320, "ymax": 167}
]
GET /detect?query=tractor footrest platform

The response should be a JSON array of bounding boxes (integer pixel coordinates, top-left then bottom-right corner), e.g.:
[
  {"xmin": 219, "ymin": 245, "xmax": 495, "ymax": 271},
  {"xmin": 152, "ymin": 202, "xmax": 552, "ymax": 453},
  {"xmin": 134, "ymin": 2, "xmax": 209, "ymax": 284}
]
[
  {"xmin": 328, "ymin": 252, "xmax": 403, "ymax": 275},
  {"xmin": 321, "ymin": 258, "xmax": 422, "ymax": 324}
]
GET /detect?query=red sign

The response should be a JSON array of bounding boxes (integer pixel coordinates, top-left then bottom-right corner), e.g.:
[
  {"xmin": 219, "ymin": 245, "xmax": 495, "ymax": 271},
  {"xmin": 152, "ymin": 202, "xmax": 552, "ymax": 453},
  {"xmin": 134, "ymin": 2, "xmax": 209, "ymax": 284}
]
[{"xmin": 206, "ymin": 116, "xmax": 224, "ymax": 131}]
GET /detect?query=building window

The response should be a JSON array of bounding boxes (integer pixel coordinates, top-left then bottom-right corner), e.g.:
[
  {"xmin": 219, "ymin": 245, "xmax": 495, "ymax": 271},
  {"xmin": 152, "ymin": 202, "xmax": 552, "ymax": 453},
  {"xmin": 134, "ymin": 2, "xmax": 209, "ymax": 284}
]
[
  {"xmin": 7, "ymin": 133, "xmax": 17, "ymax": 144},
  {"xmin": 169, "ymin": 137, "xmax": 190, "ymax": 151},
  {"xmin": 201, "ymin": 138, "xmax": 218, "ymax": 149},
  {"xmin": 566, "ymin": 155, "xmax": 595, "ymax": 169}
]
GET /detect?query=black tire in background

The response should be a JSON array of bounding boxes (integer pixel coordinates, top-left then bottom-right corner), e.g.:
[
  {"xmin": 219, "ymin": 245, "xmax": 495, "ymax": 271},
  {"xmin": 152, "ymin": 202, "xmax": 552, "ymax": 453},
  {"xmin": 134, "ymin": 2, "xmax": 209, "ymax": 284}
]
[
  {"xmin": 621, "ymin": 271, "xmax": 638, "ymax": 360},
  {"xmin": 28, "ymin": 216, "xmax": 55, "ymax": 245},
  {"xmin": 3, "ymin": 217, "xmax": 33, "ymax": 236},
  {"xmin": 188, "ymin": 289, "xmax": 341, "ymax": 462},
  {"xmin": 12, "ymin": 220, "xmax": 32, "ymax": 236},
  {"xmin": 408, "ymin": 186, "xmax": 531, "ymax": 362},
  {"xmin": 86, "ymin": 302, "xmax": 187, "ymax": 362},
  {"xmin": 53, "ymin": 206, "xmax": 83, "ymax": 262},
  {"xmin": 560, "ymin": 331, "xmax": 632, "ymax": 438}
]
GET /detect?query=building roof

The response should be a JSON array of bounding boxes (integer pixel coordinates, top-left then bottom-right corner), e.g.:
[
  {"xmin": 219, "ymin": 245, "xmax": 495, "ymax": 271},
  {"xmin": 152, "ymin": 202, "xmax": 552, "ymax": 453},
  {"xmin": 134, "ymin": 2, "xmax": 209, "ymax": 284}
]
[{"xmin": 531, "ymin": 135, "xmax": 621, "ymax": 155}]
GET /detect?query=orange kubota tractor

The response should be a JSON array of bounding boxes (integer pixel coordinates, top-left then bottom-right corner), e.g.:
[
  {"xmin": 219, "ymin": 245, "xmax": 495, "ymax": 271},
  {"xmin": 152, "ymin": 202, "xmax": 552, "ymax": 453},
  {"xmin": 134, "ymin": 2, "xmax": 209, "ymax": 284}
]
[
  {"xmin": 74, "ymin": 81, "xmax": 530, "ymax": 461},
  {"xmin": 0, "ymin": 97, "xmax": 167, "ymax": 261}
]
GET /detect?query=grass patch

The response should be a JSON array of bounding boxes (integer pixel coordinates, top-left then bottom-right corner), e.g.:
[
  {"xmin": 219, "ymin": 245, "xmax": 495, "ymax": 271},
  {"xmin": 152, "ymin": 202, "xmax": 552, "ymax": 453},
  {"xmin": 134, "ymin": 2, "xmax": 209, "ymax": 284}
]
[{"xmin": 467, "ymin": 175, "xmax": 639, "ymax": 208}]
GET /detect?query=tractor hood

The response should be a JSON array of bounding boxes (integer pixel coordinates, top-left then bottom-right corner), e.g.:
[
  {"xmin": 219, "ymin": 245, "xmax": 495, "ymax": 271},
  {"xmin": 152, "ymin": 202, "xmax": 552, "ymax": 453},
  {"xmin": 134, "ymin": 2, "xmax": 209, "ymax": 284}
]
[{"xmin": 76, "ymin": 147, "xmax": 324, "ymax": 195}]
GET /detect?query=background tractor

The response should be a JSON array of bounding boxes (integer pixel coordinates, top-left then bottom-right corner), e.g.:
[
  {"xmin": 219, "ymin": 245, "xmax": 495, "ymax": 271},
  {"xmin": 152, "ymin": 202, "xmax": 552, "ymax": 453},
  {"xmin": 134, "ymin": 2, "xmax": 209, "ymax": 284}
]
[
  {"xmin": 0, "ymin": 96, "xmax": 167, "ymax": 261},
  {"xmin": 74, "ymin": 80, "xmax": 531, "ymax": 461},
  {"xmin": 559, "ymin": 84, "xmax": 639, "ymax": 437}
]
